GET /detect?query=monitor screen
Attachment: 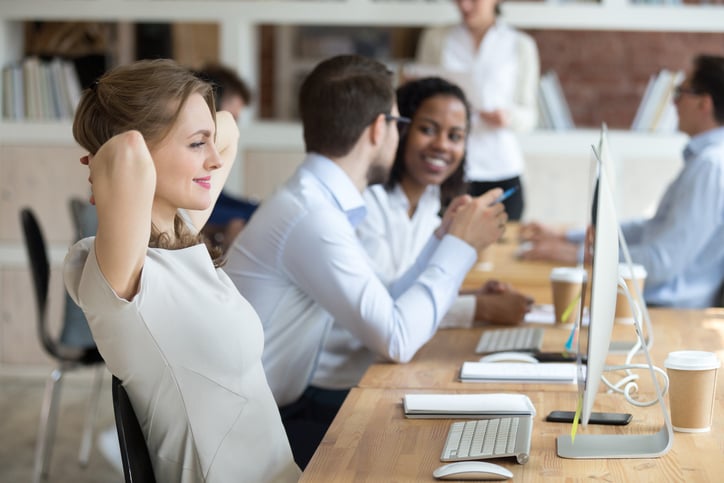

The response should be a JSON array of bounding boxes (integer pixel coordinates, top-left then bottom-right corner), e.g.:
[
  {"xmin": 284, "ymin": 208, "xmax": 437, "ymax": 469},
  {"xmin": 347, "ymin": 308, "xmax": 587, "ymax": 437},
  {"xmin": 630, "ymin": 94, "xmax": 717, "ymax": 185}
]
[{"xmin": 576, "ymin": 142, "xmax": 619, "ymax": 428}]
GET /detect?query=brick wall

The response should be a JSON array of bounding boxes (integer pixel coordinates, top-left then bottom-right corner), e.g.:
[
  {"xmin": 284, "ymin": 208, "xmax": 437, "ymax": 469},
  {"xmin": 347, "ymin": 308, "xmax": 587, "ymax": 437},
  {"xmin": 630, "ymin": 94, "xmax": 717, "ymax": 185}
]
[{"xmin": 527, "ymin": 30, "xmax": 724, "ymax": 128}]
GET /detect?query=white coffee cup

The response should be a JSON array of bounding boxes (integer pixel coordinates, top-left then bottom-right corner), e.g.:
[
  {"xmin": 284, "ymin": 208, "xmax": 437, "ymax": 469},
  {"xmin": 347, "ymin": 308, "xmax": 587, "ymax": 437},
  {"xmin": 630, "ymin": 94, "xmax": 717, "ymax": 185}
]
[
  {"xmin": 664, "ymin": 350, "xmax": 720, "ymax": 432},
  {"xmin": 550, "ymin": 267, "xmax": 587, "ymax": 325},
  {"xmin": 615, "ymin": 263, "xmax": 647, "ymax": 324}
]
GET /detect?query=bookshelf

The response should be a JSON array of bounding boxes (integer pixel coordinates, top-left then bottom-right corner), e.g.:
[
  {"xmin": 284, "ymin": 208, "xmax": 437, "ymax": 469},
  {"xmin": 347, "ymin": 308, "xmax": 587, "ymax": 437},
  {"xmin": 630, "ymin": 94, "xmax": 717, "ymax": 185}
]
[{"xmin": 0, "ymin": 0, "xmax": 717, "ymax": 367}]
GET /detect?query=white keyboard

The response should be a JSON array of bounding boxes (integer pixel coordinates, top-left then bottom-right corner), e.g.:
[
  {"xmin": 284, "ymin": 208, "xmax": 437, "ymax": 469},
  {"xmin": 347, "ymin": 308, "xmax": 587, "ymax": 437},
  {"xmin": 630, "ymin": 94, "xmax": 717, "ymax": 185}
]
[
  {"xmin": 441, "ymin": 416, "xmax": 532, "ymax": 464},
  {"xmin": 475, "ymin": 327, "xmax": 544, "ymax": 354}
]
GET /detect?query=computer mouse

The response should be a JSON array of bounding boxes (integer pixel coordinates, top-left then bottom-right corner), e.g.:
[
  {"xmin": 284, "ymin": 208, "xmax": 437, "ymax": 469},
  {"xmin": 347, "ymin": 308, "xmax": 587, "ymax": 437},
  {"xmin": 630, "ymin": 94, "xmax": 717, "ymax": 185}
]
[
  {"xmin": 479, "ymin": 352, "xmax": 539, "ymax": 364},
  {"xmin": 433, "ymin": 461, "xmax": 513, "ymax": 480}
]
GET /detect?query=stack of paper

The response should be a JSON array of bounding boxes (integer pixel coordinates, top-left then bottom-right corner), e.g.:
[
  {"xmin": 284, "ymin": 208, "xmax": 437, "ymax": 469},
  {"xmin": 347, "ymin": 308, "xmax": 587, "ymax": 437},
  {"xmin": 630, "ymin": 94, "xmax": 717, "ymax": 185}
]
[
  {"xmin": 403, "ymin": 393, "xmax": 536, "ymax": 419},
  {"xmin": 460, "ymin": 362, "xmax": 578, "ymax": 383}
]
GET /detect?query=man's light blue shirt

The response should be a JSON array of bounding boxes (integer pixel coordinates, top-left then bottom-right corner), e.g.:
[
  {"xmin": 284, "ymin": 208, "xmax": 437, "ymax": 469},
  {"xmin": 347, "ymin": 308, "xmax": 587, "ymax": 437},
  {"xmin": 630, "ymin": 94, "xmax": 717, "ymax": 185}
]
[
  {"xmin": 568, "ymin": 126, "xmax": 724, "ymax": 308},
  {"xmin": 224, "ymin": 153, "xmax": 477, "ymax": 406}
]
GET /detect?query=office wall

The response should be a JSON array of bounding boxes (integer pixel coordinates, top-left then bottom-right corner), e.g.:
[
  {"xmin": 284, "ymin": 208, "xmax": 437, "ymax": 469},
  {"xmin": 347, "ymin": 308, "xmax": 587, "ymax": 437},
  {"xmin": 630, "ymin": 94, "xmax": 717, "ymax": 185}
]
[{"xmin": 529, "ymin": 30, "xmax": 724, "ymax": 128}]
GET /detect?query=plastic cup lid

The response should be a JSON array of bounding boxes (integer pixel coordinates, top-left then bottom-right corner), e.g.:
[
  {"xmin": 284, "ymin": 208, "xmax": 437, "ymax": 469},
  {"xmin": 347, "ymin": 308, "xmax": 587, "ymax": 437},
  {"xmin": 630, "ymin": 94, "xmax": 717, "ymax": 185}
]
[
  {"xmin": 664, "ymin": 351, "xmax": 720, "ymax": 371},
  {"xmin": 550, "ymin": 267, "xmax": 587, "ymax": 283},
  {"xmin": 618, "ymin": 263, "xmax": 647, "ymax": 279}
]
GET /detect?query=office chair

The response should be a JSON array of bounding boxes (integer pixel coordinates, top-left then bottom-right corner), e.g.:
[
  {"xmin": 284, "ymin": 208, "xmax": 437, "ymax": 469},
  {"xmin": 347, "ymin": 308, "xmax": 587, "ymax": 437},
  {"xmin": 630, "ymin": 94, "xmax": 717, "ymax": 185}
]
[
  {"xmin": 20, "ymin": 207, "xmax": 104, "ymax": 483},
  {"xmin": 112, "ymin": 376, "xmax": 157, "ymax": 483}
]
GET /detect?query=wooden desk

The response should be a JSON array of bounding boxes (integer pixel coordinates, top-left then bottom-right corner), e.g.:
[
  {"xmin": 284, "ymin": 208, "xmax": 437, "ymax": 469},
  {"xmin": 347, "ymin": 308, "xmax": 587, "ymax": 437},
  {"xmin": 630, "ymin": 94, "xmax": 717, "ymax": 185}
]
[
  {"xmin": 305, "ymin": 309, "xmax": 724, "ymax": 480},
  {"xmin": 359, "ymin": 308, "xmax": 724, "ymax": 393},
  {"xmin": 301, "ymin": 387, "xmax": 724, "ymax": 482},
  {"xmin": 358, "ymin": 322, "xmax": 575, "ymax": 392},
  {"xmin": 464, "ymin": 240, "xmax": 566, "ymax": 305}
]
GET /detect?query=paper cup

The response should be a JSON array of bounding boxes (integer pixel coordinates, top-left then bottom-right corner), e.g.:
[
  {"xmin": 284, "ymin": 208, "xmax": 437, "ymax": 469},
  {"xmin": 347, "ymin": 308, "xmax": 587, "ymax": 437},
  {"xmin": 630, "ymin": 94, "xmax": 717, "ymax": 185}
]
[
  {"xmin": 615, "ymin": 263, "xmax": 647, "ymax": 324},
  {"xmin": 550, "ymin": 267, "xmax": 587, "ymax": 325},
  {"xmin": 664, "ymin": 351, "xmax": 720, "ymax": 432}
]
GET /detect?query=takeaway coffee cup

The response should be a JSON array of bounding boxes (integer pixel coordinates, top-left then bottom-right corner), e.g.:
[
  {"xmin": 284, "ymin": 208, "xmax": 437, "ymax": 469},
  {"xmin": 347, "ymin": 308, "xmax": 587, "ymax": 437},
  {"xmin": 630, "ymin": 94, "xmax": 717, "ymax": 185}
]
[
  {"xmin": 550, "ymin": 267, "xmax": 587, "ymax": 325},
  {"xmin": 664, "ymin": 351, "xmax": 720, "ymax": 432},
  {"xmin": 615, "ymin": 263, "xmax": 647, "ymax": 324}
]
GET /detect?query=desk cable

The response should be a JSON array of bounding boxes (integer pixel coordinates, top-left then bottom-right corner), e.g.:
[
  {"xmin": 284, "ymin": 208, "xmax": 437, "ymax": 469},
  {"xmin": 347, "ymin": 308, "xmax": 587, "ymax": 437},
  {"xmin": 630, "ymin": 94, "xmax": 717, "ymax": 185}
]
[{"xmin": 601, "ymin": 278, "xmax": 668, "ymax": 407}]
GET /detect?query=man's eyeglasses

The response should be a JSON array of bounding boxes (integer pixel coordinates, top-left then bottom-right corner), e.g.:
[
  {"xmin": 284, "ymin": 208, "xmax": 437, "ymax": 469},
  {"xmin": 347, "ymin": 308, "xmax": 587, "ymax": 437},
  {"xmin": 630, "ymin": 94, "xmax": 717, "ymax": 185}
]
[
  {"xmin": 384, "ymin": 114, "xmax": 411, "ymax": 126},
  {"xmin": 673, "ymin": 85, "xmax": 703, "ymax": 101}
]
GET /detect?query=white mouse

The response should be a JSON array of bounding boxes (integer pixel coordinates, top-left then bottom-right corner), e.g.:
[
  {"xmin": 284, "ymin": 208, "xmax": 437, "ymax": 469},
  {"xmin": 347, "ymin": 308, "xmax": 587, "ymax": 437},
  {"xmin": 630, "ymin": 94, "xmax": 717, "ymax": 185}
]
[
  {"xmin": 479, "ymin": 352, "xmax": 539, "ymax": 364},
  {"xmin": 433, "ymin": 461, "xmax": 513, "ymax": 480}
]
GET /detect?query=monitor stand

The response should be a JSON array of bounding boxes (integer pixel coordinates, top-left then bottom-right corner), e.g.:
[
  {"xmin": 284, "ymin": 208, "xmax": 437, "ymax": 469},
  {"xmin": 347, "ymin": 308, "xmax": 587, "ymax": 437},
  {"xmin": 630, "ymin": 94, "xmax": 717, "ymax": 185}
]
[{"xmin": 557, "ymin": 281, "xmax": 673, "ymax": 459}]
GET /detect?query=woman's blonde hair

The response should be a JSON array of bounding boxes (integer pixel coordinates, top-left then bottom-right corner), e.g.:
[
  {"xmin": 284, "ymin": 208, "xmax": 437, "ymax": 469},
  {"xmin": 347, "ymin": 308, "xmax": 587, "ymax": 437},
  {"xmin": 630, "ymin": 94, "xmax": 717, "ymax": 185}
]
[{"xmin": 72, "ymin": 58, "xmax": 223, "ymax": 265}]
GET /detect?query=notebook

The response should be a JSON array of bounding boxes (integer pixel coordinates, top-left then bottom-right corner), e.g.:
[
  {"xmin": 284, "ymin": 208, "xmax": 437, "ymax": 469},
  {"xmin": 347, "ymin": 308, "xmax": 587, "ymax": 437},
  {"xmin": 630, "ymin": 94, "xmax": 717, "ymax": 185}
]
[
  {"xmin": 460, "ymin": 362, "xmax": 578, "ymax": 384},
  {"xmin": 403, "ymin": 393, "xmax": 536, "ymax": 419}
]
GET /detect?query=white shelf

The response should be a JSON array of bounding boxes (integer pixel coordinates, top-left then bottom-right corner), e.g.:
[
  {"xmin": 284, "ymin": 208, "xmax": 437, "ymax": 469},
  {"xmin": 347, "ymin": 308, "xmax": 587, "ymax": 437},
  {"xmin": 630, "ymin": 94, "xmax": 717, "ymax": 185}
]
[
  {"xmin": 0, "ymin": 1, "xmax": 723, "ymax": 32},
  {"xmin": 238, "ymin": 122, "xmax": 688, "ymax": 157},
  {"xmin": 0, "ymin": 120, "xmax": 75, "ymax": 144},
  {"xmin": 0, "ymin": 118, "xmax": 687, "ymax": 157},
  {"xmin": 504, "ymin": 3, "xmax": 724, "ymax": 32}
]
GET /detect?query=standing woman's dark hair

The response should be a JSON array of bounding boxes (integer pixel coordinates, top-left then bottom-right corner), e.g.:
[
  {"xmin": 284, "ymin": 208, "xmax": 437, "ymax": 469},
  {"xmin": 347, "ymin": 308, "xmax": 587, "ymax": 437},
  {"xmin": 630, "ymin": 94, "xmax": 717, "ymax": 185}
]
[{"xmin": 387, "ymin": 76, "xmax": 471, "ymax": 209}]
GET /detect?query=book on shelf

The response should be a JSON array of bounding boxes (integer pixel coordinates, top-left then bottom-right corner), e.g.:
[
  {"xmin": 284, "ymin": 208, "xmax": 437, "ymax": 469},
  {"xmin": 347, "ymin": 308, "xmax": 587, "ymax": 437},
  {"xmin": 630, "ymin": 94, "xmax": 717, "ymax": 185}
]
[
  {"xmin": 537, "ymin": 70, "xmax": 574, "ymax": 131},
  {"xmin": 1, "ymin": 57, "xmax": 82, "ymax": 122},
  {"xmin": 631, "ymin": 69, "xmax": 683, "ymax": 133}
]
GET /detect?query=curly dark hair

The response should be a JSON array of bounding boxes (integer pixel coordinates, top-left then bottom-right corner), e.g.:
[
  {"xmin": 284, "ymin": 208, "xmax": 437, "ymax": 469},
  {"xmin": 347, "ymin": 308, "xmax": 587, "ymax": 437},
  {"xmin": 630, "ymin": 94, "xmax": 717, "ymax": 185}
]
[{"xmin": 386, "ymin": 77, "xmax": 471, "ymax": 209}]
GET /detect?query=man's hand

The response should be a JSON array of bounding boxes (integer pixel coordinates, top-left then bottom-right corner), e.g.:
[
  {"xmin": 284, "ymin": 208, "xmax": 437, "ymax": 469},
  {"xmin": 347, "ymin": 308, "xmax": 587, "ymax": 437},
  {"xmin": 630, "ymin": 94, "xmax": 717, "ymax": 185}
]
[{"xmin": 447, "ymin": 189, "xmax": 507, "ymax": 252}]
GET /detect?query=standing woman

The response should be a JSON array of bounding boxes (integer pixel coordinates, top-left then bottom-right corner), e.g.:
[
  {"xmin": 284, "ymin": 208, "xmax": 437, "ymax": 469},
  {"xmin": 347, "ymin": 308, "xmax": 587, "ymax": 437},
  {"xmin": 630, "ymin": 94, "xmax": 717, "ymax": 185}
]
[
  {"xmin": 416, "ymin": 0, "xmax": 540, "ymax": 220},
  {"xmin": 64, "ymin": 59, "xmax": 300, "ymax": 482}
]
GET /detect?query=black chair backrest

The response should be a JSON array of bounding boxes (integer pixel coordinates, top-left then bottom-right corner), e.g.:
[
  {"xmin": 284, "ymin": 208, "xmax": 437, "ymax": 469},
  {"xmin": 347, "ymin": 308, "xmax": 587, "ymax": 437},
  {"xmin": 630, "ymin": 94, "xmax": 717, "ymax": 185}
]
[
  {"xmin": 112, "ymin": 376, "xmax": 157, "ymax": 483},
  {"xmin": 20, "ymin": 208, "xmax": 55, "ymax": 355}
]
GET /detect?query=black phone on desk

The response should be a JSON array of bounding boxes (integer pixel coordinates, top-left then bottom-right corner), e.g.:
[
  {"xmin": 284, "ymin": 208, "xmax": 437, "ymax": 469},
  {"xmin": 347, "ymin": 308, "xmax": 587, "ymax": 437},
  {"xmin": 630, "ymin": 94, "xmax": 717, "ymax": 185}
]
[{"xmin": 546, "ymin": 410, "xmax": 632, "ymax": 426}]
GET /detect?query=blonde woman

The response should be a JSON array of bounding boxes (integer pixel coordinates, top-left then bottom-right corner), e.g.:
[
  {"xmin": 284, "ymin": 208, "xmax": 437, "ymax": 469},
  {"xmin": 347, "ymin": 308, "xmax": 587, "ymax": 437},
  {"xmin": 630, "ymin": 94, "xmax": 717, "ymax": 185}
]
[{"xmin": 64, "ymin": 59, "xmax": 300, "ymax": 482}]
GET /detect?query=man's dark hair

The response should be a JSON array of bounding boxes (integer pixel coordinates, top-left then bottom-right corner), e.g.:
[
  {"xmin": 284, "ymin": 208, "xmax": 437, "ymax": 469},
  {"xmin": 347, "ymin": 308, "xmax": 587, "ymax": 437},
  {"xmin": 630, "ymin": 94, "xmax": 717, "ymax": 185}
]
[
  {"xmin": 691, "ymin": 54, "xmax": 724, "ymax": 124},
  {"xmin": 387, "ymin": 77, "xmax": 471, "ymax": 209},
  {"xmin": 299, "ymin": 55, "xmax": 395, "ymax": 157},
  {"xmin": 197, "ymin": 64, "xmax": 252, "ymax": 110}
]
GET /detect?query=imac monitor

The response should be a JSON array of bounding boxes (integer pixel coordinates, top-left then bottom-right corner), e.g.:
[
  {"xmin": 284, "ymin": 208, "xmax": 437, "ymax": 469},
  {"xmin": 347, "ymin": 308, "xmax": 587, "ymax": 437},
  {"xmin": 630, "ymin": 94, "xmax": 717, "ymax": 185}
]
[
  {"xmin": 556, "ymin": 141, "xmax": 673, "ymax": 459},
  {"xmin": 578, "ymin": 146, "xmax": 619, "ymax": 429}
]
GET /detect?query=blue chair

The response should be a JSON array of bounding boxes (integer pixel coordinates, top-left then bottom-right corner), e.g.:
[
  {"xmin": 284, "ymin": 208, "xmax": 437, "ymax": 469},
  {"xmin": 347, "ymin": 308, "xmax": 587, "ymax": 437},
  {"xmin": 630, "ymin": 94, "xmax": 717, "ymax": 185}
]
[{"xmin": 20, "ymin": 203, "xmax": 104, "ymax": 483}]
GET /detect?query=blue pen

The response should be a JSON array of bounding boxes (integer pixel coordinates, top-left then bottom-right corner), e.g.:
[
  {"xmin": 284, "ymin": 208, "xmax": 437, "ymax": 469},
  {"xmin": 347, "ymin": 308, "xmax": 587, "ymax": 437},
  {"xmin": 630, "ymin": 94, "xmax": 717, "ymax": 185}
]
[{"xmin": 491, "ymin": 186, "xmax": 518, "ymax": 206}]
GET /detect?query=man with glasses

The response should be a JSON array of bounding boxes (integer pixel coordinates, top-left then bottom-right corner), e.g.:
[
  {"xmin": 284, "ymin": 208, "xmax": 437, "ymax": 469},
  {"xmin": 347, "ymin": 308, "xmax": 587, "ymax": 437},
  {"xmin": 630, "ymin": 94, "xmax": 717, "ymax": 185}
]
[
  {"xmin": 225, "ymin": 55, "xmax": 508, "ymax": 467},
  {"xmin": 520, "ymin": 54, "xmax": 724, "ymax": 309}
]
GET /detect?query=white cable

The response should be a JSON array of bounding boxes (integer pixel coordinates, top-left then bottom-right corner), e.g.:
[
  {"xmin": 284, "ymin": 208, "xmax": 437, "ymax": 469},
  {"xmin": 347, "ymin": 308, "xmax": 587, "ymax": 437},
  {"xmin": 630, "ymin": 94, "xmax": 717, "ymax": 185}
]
[
  {"xmin": 599, "ymin": 278, "xmax": 668, "ymax": 407},
  {"xmin": 602, "ymin": 363, "xmax": 669, "ymax": 407}
]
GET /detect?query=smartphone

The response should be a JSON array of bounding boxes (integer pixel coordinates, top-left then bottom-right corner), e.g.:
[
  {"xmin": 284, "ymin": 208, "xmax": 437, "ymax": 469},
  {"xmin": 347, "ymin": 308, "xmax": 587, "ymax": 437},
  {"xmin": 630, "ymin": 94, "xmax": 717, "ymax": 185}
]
[{"xmin": 546, "ymin": 410, "xmax": 632, "ymax": 426}]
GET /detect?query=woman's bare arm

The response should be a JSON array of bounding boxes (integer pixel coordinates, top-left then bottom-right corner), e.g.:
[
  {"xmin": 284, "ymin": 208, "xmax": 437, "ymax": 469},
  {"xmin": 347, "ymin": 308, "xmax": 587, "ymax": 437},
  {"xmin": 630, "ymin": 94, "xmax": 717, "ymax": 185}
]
[{"xmin": 89, "ymin": 130, "xmax": 155, "ymax": 301}]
